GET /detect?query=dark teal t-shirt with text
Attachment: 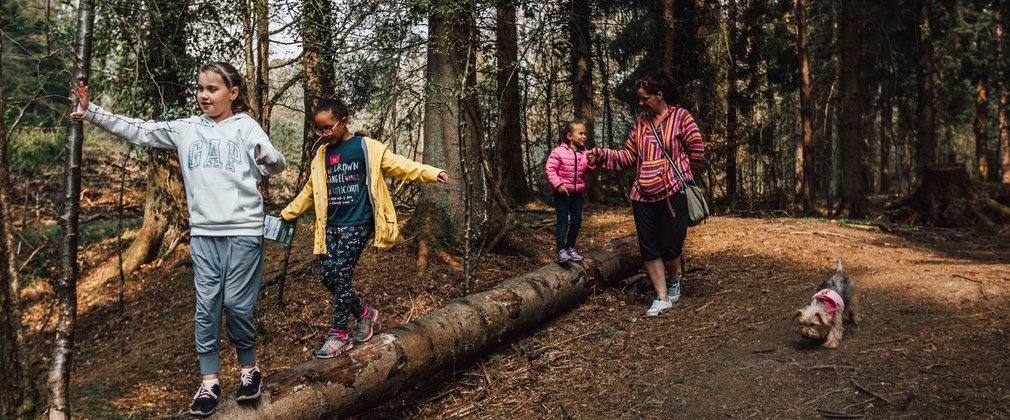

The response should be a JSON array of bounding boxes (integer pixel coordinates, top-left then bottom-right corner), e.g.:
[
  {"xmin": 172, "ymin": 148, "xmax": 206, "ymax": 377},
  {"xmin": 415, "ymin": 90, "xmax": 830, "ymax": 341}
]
[{"xmin": 325, "ymin": 136, "xmax": 373, "ymax": 227}]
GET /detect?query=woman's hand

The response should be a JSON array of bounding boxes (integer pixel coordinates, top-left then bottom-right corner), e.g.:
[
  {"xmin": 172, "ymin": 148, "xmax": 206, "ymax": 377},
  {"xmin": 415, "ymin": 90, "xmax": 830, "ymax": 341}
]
[
  {"xmin": 558, "ymin": 185, "xmax": 569, "ymax": 196},
  {"xmin": 437, "ymin": 171, "xmax": 449, "ymax": 184},
  {"xmin": 69, "ymin": 81, "xmax": 90, "ymax": 119}
]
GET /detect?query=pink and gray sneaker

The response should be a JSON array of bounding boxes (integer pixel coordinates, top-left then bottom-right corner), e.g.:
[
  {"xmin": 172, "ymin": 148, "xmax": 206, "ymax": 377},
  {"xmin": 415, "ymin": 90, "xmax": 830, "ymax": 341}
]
[
  {"xmin": 567, "ymin": 247, "xmax": 584, "ymax": 262},
  {"xmin": 557, "ymin": 248, "xmax": 572, "ymax": 264}
]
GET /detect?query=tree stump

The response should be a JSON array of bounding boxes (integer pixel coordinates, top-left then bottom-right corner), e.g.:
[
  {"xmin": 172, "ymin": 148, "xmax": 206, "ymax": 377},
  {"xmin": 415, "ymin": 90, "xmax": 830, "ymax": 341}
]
[{"xmin": 886, "ymin": 163, "xmax": 1010, "ymax": 227}]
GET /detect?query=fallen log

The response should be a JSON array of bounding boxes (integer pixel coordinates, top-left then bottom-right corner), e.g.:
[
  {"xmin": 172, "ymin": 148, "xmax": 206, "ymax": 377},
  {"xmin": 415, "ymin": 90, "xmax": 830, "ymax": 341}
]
[{"xmin": 196, "ymin": 235, "xmax": 641, "ymax": 419}]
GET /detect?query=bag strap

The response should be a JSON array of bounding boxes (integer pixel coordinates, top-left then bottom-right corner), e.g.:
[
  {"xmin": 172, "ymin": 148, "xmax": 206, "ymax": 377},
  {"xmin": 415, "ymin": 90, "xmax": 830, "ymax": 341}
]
[{"xmin": 644, "ymin": 115, "xmax": 690, "ymax": 187}]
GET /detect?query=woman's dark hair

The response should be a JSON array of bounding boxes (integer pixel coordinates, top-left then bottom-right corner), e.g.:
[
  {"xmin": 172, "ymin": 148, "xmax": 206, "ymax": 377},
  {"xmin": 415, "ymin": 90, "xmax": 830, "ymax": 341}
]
[
  {"xmin": 199, "ymin": 62, "xmax": 252, "ymax": 114},
  {"xmin": 314, "ymin": 97, "xmax": 349, "ymax": 120},
  {"xmin": 636, "ymin": 72, "xmax": 679, "ymax": 105},
  {"xmin": 560, "ymin": 118, "xmax": 587, "ymax": 144}
]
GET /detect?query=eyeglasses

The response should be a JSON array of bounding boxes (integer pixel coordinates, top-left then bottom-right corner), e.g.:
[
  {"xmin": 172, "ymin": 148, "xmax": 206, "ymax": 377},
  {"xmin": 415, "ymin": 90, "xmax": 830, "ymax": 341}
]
[{"xmin": 313, "ymin": 121, "xmax": 340, "ymax": 137}]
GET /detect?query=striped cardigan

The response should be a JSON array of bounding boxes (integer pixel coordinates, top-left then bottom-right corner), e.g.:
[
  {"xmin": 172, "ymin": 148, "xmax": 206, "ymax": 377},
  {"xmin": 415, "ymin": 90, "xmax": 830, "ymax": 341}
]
[{"xmin": 597, "ymin": 106, "xmax": 704, "ymax": 202}]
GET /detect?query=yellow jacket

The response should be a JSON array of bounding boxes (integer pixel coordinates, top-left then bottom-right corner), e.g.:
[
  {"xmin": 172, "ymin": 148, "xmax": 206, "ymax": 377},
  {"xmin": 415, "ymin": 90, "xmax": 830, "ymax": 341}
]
[{"xmin": 280, "ymin": 137, "xmax": 444, "ymax": 254}]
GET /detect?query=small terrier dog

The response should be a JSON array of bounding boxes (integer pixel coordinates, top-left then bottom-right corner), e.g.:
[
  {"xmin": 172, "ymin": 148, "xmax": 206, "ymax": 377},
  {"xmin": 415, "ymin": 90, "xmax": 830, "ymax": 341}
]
[{"xmin": 794, "ymin": 259, "xmax": 859, "ymax": 348}]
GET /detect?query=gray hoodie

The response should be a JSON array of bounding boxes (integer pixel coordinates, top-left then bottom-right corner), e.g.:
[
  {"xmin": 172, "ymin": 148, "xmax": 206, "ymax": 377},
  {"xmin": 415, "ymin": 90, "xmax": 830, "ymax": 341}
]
[{"xmin": 83, "ymin": 103, "xmax": 286, "ymax": 236}]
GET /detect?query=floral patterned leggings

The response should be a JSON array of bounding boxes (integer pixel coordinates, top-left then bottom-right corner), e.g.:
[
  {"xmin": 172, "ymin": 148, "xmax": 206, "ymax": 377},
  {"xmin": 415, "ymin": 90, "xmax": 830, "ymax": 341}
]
[{"xmin": 319, "ymin": 224, "xmax": 373, "ymax": 331}]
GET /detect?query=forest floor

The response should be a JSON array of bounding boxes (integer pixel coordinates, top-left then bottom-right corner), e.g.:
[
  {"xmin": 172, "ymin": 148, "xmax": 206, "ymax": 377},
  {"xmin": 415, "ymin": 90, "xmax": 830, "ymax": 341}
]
[{"xmin": 13, "ymin": 142, "xmax": 1010, "ymax": 418}]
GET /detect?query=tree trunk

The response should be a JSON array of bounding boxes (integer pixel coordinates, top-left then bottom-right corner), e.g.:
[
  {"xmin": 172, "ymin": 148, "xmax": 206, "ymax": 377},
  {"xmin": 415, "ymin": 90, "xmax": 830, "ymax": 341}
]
[
  {"xmin": 568, "ymin": 0, "xmax": 600, "ymax": 200},
  {"xmin": 999, "ymin": 10, "xmax": 1010, "ymax": 184},
  {"xmin": 0, "ymin": 21, "xmax": 29, "ymax": 417},
  {"xmin": 412, "ymin": 0, "xmax": 493, "ymax": 246},
  {"xmin": 495, "ymin": 2, "xmax": 531, "ymax": 205},
  {"xmin": 974, "ymin": 75, "xmax": 990, "ymax": 182},
  {"xmin": 277, "ymin": 0, "xmax": 335, "ymax": 302},
  {"xmin": 915, "ymin": 0, "xmax": 936, "ymax": 175},
  {"xmin": 662, "ymin": 0, "xmax": 675, "ymax": 76},
  {"xmin": 879, "ymin": 84, "xmax": 893, "ymax": 193},
  {"xmin": 48, "ymin": 1, "xmax": 95, "ymax": 418},
  {"xmin": 725, "ymin": 0, "xmax": 739, "ymax": 201},
  {"xmin": 301, "ymin": 0, "xmax": 334, "ymax": 165},
  {"xmin": 187, "ymin": 236, "xmax": 642, "ymax": 419},
  {"xmin": 254, "ymin": 0, "xmax": 272, "ymax": 202},
  {"xmin": 838, "ymin": 0, "xmax": 867, "ymax": 217},
  {"xmin": 795, "ymin": 0, "xmax": 814, "ymax": 212}
]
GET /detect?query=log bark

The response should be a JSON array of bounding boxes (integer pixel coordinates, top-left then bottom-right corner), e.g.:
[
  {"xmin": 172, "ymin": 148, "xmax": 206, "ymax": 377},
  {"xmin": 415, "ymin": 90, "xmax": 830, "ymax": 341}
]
[{"xmin": 198, "ymin": 236, "xmax": 642, "ymax": 419}]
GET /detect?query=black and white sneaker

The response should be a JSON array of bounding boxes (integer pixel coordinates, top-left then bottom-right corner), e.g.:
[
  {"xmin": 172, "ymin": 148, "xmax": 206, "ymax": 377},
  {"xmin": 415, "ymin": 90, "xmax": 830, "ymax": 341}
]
[
  {"xmin": 235, "ymin": 367, "xmax": 262, "ymax": 401},
  {"xmin": 189, "ymin": 382, "xmax": 220, "ymax": 416}
]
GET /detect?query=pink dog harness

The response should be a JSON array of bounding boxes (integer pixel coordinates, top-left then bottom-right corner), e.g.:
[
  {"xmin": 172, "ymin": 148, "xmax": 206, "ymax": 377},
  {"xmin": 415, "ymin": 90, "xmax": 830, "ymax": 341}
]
[{"xmin": 812, "ymin": 289, "xmax": 845, "ymax": 318}]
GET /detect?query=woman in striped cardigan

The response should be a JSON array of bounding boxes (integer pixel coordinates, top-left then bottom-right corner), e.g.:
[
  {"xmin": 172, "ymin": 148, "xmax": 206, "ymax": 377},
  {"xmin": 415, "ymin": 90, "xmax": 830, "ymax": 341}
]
[{"xmin": 588, "ymin": 72, "xmax": 705, "ymax": 317}]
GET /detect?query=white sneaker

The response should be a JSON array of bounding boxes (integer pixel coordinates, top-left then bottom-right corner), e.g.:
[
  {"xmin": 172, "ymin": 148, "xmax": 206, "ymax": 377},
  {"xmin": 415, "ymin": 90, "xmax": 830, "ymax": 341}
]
[
  {"xmin": 667, "ymin": 276, "xmax": 682, "ymax": 303},
  {"xmin": 644, "ymin": 296, "xmax": 673, "ymax": 317}
]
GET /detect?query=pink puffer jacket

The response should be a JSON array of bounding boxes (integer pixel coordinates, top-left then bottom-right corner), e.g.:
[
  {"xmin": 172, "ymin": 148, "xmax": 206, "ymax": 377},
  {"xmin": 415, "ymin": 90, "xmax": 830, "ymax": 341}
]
[{"xmin": 545, "ymin": 143, "xmax": 596, "ymax": 193}]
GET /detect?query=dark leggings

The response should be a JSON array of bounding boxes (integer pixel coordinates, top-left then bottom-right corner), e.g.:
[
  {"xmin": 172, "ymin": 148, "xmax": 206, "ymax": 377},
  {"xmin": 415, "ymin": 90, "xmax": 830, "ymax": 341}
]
[{"xmin": 319, "ymin": 225, "xmax": 373, "ymax": 331}]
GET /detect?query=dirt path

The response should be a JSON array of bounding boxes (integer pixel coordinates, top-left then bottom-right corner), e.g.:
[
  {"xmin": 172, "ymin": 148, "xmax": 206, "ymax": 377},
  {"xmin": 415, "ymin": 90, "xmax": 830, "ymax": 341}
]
[
  {"xmin": 30, "ymin": 209, "xmax": 1010, "ymax": 417},
  {"xmin": 370, "ymin": 215, "xmax": 1010, "ymax": 418}
]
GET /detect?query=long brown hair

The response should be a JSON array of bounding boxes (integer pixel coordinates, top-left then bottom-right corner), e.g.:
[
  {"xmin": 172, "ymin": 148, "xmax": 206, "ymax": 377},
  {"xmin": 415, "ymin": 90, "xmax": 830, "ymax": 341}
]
[{"xmin": 199, "ymin": 62, "xmax": 253, "ymax": 115}]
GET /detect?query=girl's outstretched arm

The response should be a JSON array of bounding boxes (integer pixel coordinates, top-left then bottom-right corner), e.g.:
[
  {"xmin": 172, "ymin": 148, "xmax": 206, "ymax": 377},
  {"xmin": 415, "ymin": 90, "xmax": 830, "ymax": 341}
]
[
  {"xmin": 379, "ymin": 145, "xmax": 444, "ymax": 183},
  {"xmin": 70, "ymin": 81, "xmax": 178, "ymax": 149}
]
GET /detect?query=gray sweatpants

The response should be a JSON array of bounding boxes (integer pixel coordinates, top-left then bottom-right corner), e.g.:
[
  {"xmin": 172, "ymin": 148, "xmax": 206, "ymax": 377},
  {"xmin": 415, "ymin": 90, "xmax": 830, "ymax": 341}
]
[{"xmin": 191, "ymin": 235, "xmax": 264, "ymax": 375}]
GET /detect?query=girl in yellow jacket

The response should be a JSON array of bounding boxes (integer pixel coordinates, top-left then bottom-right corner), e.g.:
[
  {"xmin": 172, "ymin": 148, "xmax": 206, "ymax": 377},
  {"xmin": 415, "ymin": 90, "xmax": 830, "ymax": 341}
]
[{"xmin": 280, "ymin": 98, "xmax": 447, "ymax": 358}]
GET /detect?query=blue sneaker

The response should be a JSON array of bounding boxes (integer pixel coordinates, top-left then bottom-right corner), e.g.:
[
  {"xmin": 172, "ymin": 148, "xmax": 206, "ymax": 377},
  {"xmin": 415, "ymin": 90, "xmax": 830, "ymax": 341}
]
[{"xmin": 316, "ymin": 331, "xmax": 352, "ymax": 359}]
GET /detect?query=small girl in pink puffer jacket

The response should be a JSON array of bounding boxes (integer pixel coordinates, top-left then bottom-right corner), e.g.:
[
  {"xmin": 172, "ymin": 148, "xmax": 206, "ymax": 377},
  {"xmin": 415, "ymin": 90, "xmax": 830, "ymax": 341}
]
[{"xmin": 545, "ymin": 119, "xmax": 596, "ymax": 264}]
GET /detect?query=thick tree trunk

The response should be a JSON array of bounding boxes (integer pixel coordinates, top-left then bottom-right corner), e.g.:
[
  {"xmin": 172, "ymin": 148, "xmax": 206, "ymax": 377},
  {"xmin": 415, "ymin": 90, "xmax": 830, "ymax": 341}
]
[
  {"xmin": 0, "ymin": 23, "xmax": 29, "ymax": 417},
  {"xmin": 915, "ymin": 0, "xmax": 936, "ymax": 176},
  {"xmin": 794, "ymin": 0, "xmax": 814, "ymax": 211},
  {"xmin": 839, "ymin": 0, "xmax": 867, "ymax": 217},
  {"xmin": 568, "ymin": 0, "xmax": 600, "ymax": 200},
  {"xmin": 192, "ymin": 236, "xmax": 642, "ymax": 419},
  {"xmin": 412, "ymin": 0, "xmax": 501, "ymax": 247},
  {"xmin": 49, "ymin": 1, "xmax": 95, "ymax": 418},
  {"xmin": 662, "ymin": 0, "xmax": 675, "ymax": 76},
  {"xmin": 301, "ymin": 0, "xmax": 334, "ymax": 165},
  {"xmin": 495, "ymin": 3, "xmax": 531, "ymax": 205},
  {"xmin": 975, "ymin": 76, "xmax": 990, "ymax": 181}
]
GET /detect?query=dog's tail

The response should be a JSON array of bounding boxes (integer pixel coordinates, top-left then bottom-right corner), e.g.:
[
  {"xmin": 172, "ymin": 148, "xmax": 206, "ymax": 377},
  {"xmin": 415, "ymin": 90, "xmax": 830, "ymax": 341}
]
[{"xmin": 836, "ymin": 258, "xmax": 844, "ymax": 274}]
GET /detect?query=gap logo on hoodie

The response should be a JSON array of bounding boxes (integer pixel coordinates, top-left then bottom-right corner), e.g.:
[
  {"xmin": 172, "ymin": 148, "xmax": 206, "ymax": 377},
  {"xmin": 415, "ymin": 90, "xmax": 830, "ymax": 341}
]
[{"xmin": 187, "ymin": 139, "xmax": 243, "ymax": 172}]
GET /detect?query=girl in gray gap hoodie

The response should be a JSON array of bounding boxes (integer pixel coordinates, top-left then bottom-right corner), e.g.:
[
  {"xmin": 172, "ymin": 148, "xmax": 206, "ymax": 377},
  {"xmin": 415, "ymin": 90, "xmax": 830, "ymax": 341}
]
[{"xmin": 71, "ymin": 62, "xmax": 285, "ymax": 415}]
